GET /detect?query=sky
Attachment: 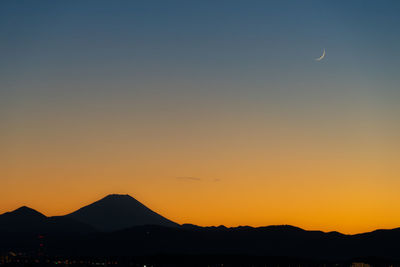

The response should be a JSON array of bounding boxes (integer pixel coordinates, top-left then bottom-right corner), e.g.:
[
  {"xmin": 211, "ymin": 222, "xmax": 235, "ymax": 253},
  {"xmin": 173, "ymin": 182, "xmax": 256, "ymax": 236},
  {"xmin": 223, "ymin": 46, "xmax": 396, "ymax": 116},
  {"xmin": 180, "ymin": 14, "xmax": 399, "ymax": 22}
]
[{"xmin": 1, "ymin": 0, "xmax": 400, "ymax": 234}]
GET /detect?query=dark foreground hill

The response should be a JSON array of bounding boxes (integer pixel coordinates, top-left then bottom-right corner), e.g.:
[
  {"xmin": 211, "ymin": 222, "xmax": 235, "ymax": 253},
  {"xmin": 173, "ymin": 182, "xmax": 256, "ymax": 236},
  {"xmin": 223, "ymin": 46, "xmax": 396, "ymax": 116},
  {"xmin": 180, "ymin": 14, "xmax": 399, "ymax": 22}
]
[
  {"xmin": 2, "ymin": 224, "xmax": 400, "ymax": 262},
  {"xmin": 57, "ymin": 225, "xmax": 400, "ymax": 261}
]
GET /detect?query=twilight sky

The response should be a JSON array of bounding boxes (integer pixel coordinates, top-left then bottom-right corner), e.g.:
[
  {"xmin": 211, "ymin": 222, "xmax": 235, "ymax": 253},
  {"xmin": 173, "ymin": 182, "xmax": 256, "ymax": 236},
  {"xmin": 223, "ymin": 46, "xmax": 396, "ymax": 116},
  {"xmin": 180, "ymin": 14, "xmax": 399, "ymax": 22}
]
[{"xmin": 1, "ymin": 0, "xmax": 400, "ymax": 234}]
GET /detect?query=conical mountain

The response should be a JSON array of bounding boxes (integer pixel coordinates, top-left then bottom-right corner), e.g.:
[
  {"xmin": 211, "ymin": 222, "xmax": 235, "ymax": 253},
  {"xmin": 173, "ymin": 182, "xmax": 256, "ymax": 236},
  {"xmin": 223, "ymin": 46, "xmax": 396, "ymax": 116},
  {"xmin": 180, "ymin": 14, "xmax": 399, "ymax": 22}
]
[{"xmin": 66, "ymin": 194, "xmax": 179, "ymax": 232}]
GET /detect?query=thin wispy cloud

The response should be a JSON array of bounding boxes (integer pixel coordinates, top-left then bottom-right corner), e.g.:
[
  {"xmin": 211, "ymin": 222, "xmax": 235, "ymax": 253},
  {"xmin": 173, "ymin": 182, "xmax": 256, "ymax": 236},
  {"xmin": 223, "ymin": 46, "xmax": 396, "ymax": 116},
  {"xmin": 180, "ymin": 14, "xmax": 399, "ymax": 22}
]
[
  {"xmin": 176, "ymin": 177, "xmax": 222, "ymax": 182},
  {"xmin": 176, "ymin": 177, "xmax": 202, "ymax": 181}
]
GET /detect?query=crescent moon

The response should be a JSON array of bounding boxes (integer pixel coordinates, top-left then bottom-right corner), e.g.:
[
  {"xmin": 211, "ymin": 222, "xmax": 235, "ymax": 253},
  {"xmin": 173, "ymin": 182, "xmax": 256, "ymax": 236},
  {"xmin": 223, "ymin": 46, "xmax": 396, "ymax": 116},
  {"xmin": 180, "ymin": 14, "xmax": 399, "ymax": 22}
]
[{"xmin": 315, "ymin": 49, "xmax": 326, "ymax": 61}]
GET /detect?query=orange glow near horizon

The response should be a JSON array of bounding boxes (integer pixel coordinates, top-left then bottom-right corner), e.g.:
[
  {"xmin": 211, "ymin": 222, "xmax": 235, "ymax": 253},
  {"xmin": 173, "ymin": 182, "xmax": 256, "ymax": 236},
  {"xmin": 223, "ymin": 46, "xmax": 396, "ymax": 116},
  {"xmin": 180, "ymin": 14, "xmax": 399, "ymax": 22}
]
[{"xmin": 1, "ymin": 102, "xmax": 400, "ymax": 235}]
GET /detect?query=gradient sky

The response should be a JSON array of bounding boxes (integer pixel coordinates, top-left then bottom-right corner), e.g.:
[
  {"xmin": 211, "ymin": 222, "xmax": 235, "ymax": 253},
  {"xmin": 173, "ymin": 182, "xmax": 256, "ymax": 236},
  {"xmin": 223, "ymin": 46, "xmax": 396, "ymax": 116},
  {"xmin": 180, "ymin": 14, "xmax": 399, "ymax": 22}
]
[{"xmin": 1, "ymin": 0, "xmax": 400, "ymax": 234}]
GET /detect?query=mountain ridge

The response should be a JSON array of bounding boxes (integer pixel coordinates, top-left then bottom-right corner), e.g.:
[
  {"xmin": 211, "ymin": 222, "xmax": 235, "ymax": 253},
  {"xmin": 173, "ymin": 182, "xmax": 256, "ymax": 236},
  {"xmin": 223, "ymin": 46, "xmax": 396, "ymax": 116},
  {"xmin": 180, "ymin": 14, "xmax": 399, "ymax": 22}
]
[
  {"xmin": 1, "ymin": 206, "xmax": 47, "ymax": 218},
  {"xmin": 2, "ymin": 195, "xmax": 400, "ymax": 261},
  {"xmin": 3, "ymin": 194, "xmax": 400, "ymax": 235}
]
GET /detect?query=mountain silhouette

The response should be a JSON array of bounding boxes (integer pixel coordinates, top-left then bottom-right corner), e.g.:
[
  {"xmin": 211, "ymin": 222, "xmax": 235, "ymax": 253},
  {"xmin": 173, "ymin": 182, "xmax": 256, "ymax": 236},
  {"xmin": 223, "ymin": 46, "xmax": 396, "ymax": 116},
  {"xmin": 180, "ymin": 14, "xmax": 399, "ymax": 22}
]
[
  {"xmin": 4, "ymin": 206, "xmax": 46, "ymax": 218},
  {"xmin": 65, "ymin": 194, "xmax": 179, "ymax": 231},
  {"xmin": 0, "ymin": 206, "xmax": 47, "ymax": 232},
  {"xmin": 0, "ymin": 206, "xmax": 95, "ymax": 234},
  {"xmin": 2, "ymin": 195, "xmax": 400, "ymax": 263}
]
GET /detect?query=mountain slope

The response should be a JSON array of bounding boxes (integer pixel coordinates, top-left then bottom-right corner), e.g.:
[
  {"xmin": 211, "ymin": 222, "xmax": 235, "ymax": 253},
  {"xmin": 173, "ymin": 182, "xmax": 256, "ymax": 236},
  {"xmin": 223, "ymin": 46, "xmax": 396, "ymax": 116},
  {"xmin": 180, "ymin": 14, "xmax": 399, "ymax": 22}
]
[{"xmin": 66, "ymin": 194, "xmax": 179, "ymax": 231}]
